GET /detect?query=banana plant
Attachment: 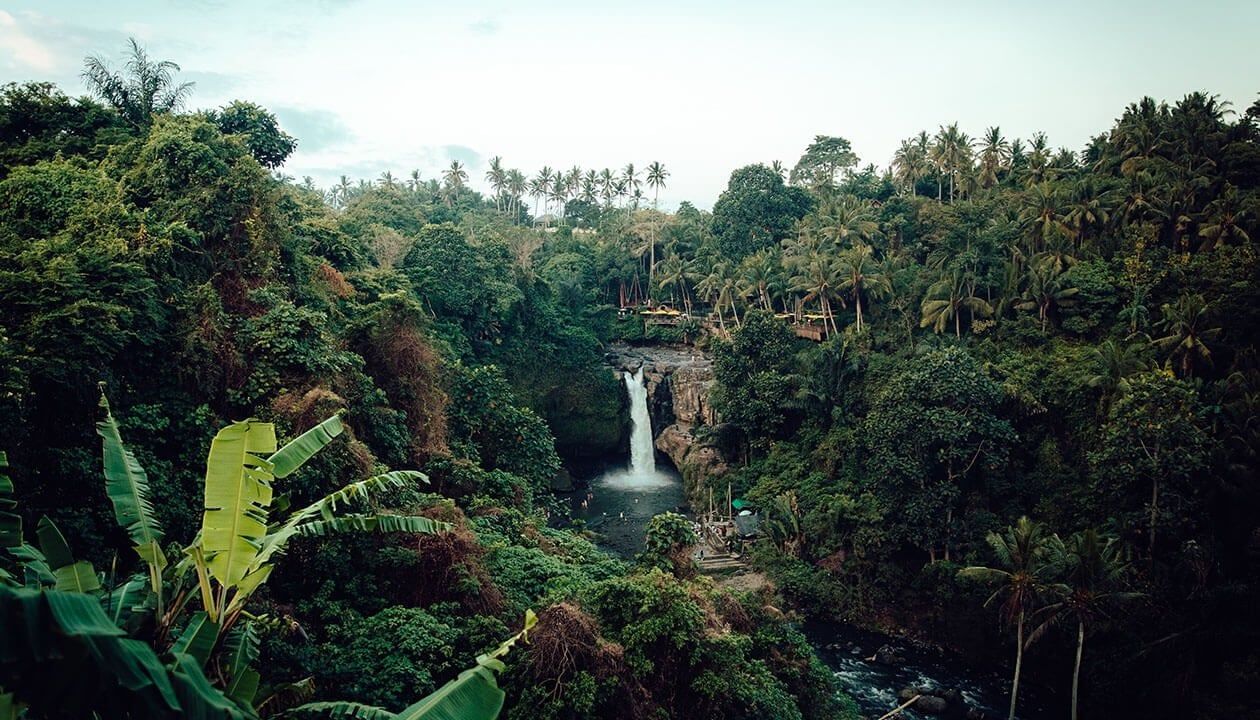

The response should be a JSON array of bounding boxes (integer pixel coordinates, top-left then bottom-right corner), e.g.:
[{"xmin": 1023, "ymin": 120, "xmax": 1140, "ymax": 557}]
[{"xmin": 1, "ymin": 394, "xmax": 527, "ymax": 720}]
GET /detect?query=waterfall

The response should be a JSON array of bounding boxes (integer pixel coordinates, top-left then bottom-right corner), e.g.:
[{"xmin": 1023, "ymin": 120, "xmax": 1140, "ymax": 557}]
[{"xmin": 624, "ymin": 367, "xmax": 656, "ymax": 475}]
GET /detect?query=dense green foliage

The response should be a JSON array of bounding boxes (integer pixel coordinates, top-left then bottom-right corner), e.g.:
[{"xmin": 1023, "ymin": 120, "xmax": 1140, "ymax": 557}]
[
  {"xmin": 0, "ymin": 42, "xmax": 856, "ymax": 720},
  {"xmin": 690, "ymin": 96, "xmax": 1260, "ymax": 720}
]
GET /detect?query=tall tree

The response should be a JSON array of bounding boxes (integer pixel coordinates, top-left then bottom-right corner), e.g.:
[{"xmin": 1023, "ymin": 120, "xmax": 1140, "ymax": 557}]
[
  {"xmin": 960, "ymin": 517, "xmax": 1054, "ymax": 720},
  {"xmin": 82, "ymin": 38, "xmax": 194, "ymax": 129},
  {"xmin": 1032, "ymin": 530, "xmax": 1140, "ymax": 720}
]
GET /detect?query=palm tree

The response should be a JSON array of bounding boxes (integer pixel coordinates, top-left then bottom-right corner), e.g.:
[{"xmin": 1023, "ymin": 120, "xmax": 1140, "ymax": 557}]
[
  {"xmin": 1063, "ymin": 177, "xmax": 1114, "ymax": 251},
  {"xmin": 507, "ymin": 169, "xmax": 526, "ymax": 221},
  {"xmin": 815, "ymin": 195, "xmax": 879, "ymax": 246},
  {"xmin": 548, "ymin": 180, "xmax": 569, "ymax": 224},
  {"xmin": 959, "ymin": 517, "xmax": 1054, "ymax": 720},
  {"xmin": 1153, "ymin": 293, "xmax": 1221, "ymax": 377},
  {"xmin": 1086, "ymin": 340, "xmax": 1149, "ymax": 411},
  {"xmin": 1025, "ymin": 132, "xmax": 1051, "ymax": 186},
  {"xmin": 622, "ymin": 163, "xmax": 641, "ymax": 207},
  {"xmin": 408, "ymin": 169, "xmax": 423, "ymax": 193},
  {"xmin": 378, "ymin": 171, "xmax": 397, "ymax": 189},
  {"xmin": 892, "ymin": 133, "xmax": 932, "ymax": 196},
  {"xmin": 1198, "ymin": 185, "xmax": 1252, "ymax": 250},
  {"xmin": 977, "ymin": 126, "xmax": 1011, "ymax": 188},
  {"xmin": 834, "ymin": 243, "xmax": 890, "ymax": 333},
  {"xmin": 646, "ymin": 162, "xmax": 670, "ymax": 283},
  {"xmin": 920, "ymin": 270, "xmax": 993, "ymax": 338},
  {"xmin": 581, "ymin": 169, "xmax": 599, "ymax": 203},
  {"xmin": 1019, "ymin": 183, "xmax": 1069, "ymax": 253},
  {"xmin": 1016, "ymin": 264, "xmax": 1079, "ymax": 330},
  {"xmin": 1032, "ymin": 530, "xmax": 1140, "ymax": 720},
  {"xmin": 790, "ymin": 252, "xmax": 842, "ymax": 336},
  {"xmin": 932, "ymin": 123, "xmax": 973, "ymax": 201},
  {"xmin": 82, "ymin": 38, "xmax": 195, "ymax": 129},
  {"xmin": 485, "ymin": 156, "xmax": 506, "ymax": 212},
  {"xmin": 441, "ymin": 161, "xmax": 467, "ymax": 207},
  {"xmin": 657, "ymin": 255, "xmax": 695, "ymax": 315},
  {"xmin": 333, "ymin": 175, "xmax": 354, "ymax": 208},
  {"xmin": 532, "ymin": 166, "xmax": 554, "ymax": 221},
  {"xmin": 738, "ymin": 250, "xmax": 780, "ymax": 311},
  {"xmin": 598, "ymin": 168, "xmax": 615, "ymax": 207}
]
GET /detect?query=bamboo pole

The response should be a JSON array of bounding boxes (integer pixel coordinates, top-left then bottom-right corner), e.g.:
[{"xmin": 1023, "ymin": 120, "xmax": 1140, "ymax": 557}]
[{"xmin": 875, "ymin": 695, "xmax": 921, "ymax": 720}]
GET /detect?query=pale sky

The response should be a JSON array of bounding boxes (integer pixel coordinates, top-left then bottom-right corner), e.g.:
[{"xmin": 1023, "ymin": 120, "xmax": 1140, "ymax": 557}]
[{"xmin": 2, "ymin": 0, "xmax": 1258, "ymax": 209}]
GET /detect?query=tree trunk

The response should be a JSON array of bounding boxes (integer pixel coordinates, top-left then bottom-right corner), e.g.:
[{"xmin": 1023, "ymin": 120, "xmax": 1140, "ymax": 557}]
[
  {"xmin": 1149, "ymin": 477, "xmax": 1159, "ymax": 563},
  {"xmin": 1009, "ymin": 611, "xmax": 1025, "ymax": 720},
  {"xmin": 1072, "ymin": 621, "xmax": 1085, "ymax": 720},
  {"xmin": 955, "ymin": 307, "xmax": 962, "ymax": 338}
]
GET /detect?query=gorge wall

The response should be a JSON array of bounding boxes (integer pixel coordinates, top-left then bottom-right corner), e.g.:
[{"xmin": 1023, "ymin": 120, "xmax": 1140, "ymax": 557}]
[{"xmin": 605, "ymin": 343, "xmax": 733, "ymax": 504}]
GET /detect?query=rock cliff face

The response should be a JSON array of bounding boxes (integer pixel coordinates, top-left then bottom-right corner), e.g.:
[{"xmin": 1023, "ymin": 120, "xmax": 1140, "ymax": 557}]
[{"xmin": 605, "ymin": 343, "xmax": 732, "ymax": 504}]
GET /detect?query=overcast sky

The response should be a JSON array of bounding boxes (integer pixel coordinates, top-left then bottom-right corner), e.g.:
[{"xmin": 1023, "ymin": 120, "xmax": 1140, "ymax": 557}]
[{"xmin": 2, "ymin": 0, "xmax": 1258, "ymax": 208}]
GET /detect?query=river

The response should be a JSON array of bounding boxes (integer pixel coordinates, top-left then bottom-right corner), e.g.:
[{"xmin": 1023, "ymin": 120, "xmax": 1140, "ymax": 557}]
[
  {"xmin": 805, "ymin": 620, "xmax": 1050, "ymax": 719},
  {"xmin": 570, "ymin": 363, "xmax": 1040, "ymax": 719}
]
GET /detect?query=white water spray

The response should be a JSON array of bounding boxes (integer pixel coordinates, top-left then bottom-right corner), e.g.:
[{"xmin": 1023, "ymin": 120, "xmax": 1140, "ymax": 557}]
[{"xmin": 624, "ymin": 367, "xmax": 656, "ymax": 475}]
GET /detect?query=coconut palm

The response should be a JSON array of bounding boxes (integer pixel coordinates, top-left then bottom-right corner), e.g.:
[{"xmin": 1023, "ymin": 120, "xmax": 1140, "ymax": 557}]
[
  {"xmin": 485, "ymin": 156, "xmax": 506, "ymax": 212},
  {"xmin": 1016, "ymin": 264, "xmax": 1079, "ymax": 331},
  {"xmin": 507, "ymin": 169, "xmax": 526, "ymax": 221},
  {"xmin": 790, "ymin": 252, "xmax": 842, "ymax": 336},
  {"xmin": 959, "ymin": 517, "xmax": 1055, "ymax": 720},
  {"xmin": 441, "ymin": 162, "xmax": 468, "ymax": 206},
  {"xmin": 622, "ymin": 163, "xmax": 641, "ymax": 207},
  {"xmin": 814, "ymin": 195, "xmax": 879, "ymax": 246},
  {"xmin": 892, "ymin": 136, "xmax": 931, "ymax": 195},
  {"xmin": 1063, "ymin": 177, "xmax": 1115, "ymax": 251},
  {"xmin": 1154, "ymin": 294, "xmax": 1221, "ymax": 377},
  {"xmin": 1025, "ymin": 132, "xmax": 1051, "ymax": 186},
  {"xmin": 920, "ymin": 269, "xmax": 993, "ymax": 338},
  {"xmin": 978, "ymin": 126, "xmax": 1012, "ymax": 188},
  {"xmin": 1086, "ymin": 339, "xmax": 1149, "ymax": 411},
  {"xmin": 532, "ymin": 166, "xmax": 554, "ymax": 220},
  {"xmin": 1198, "ymin": 185, "xmax": 1252, "ymax": 250},
  {"xmin": 1019, "ymin": 183, "xmax": 1070, "ymax": 253},
  {"xmin": 932, "ymin": 123, "xmax": 973, "ymax": 201},
  {"xmin": 82, "ymin": 38, "xmax": 195, "ymax": 129},
  {"xmin": 1031, "ymin": 530, "xmax": 1140, "ymax": 720},
  {"xmin": 657, "ymin": 255, "xmax": 695, "ymax": 314},
  {"xmin": 835, "ymin": 243, "xmax": 890, "ymax": 333},
  {"xmin": 378, "ymin": 171, "xmax": 397, "ymax": 189},
  {"xmin": 738, "ymin": 249, "xmax": 781, "ymax": 311}
]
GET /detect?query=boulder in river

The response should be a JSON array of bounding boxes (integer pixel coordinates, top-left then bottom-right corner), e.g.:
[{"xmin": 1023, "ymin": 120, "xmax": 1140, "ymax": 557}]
[{"xmin": 872, "ymin": 644, "xmax": 905, "ymax": 665}]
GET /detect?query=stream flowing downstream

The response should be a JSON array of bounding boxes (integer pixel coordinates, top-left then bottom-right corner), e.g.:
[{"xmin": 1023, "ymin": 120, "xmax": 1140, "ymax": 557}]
[{"xmin": 571, "ymin": 358, "xmax": 1038, "ymax": 718}]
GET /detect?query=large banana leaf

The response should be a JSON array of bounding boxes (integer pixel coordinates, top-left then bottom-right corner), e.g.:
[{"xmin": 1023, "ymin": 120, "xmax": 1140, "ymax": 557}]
[
  {"xmin": 281, "ymin": 701, "xmax": 396, "ymax": 719},
  {"xmin": 202, "ymin": 421, "xmax": 277, "ymax": 587},
  {"xmin": 0, "ymin": 585, "xmax": 248, "ymax": 719},
  {"xmin": 35, "ymin": 517, "xmax": 99, "ymax": 594},
  {"xmin": 269, "ymin": 414, "xmax": 344, "ymax": 479},
  {"xmin": 395, "ymin": 610, "xmax": 537, "ymax": 720},
  {"xmin": 224, "ymin": 622, "xmax": 261, "ymax": 704},
  {"xmin": 394, "ymin": 666, "xmax": 505, "ymax": 720},
  {"xmin": 295, "ymin": 515, "xmax": 446, "ymax": 538},
  {"xmin": 97, "ymin": 391, "xmax": 165, "ymax": 572},
  {"xmin": 287, "ymin": 611, "xmax": 536, "ymax": 720},
  {"xmin": 171, "ymin": 611, "xmax": 219, "ymax": 667},
  {"xmin": 250, "ymin": 471, "xmax": 442, "ymax": 573}
]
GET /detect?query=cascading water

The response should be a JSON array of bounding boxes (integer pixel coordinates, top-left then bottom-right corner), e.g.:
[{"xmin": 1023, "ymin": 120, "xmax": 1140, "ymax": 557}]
[
  {"xmin": 624, "ymin": 367, "xmax": 656, "ymax": 475},
  {"xmin": 571, "ymin": 359, "xmax": 684, "ymax": 556}
]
